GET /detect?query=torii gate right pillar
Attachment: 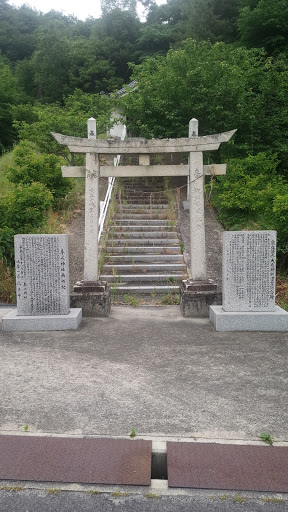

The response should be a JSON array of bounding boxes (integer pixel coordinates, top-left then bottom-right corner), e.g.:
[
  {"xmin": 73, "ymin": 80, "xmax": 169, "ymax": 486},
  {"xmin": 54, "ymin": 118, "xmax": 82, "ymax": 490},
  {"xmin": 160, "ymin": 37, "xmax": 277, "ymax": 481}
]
[
  {"xmin": 189, "ymin": 119, "xmax": 206, "ymax": 280},
  {"xmin": 180, "ymin": 118, "xmax": 228, "ymax": 317}
]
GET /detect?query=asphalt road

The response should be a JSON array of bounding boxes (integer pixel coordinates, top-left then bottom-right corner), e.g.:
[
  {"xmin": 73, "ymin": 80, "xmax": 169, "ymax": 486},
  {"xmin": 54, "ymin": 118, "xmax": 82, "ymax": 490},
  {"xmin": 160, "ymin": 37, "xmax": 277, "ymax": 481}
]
[{"xmin": 1, "ymin": 487, "xmax": 288, "ymax": 511}]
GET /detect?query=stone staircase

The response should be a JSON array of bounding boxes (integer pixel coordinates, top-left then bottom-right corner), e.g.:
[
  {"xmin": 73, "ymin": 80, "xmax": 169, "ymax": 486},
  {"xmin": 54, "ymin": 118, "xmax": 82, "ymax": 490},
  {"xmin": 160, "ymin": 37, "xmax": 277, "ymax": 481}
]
[{"xmin": 100, "ymin": 178, "xmax": 188, "ymax": 304}]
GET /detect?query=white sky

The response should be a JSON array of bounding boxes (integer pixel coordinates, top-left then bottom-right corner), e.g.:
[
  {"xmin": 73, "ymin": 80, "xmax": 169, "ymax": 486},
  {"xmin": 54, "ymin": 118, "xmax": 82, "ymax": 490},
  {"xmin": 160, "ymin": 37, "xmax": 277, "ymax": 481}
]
[{"xmin": 8, "ymin": 0, "xmax": 166, "ymax": 21}]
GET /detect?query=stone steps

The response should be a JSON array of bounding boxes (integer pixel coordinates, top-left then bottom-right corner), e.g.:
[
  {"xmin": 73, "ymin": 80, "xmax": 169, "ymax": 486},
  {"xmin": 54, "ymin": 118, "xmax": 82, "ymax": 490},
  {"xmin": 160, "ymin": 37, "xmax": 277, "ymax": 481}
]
[
  {"xmin": 114, "ymin": 213, "xmax": 170, "ymax": 220},
  {"xmin": 102, "ymin": 273, "xmax": 184, "ymax": 283},
  {"xmin": 100, "ymin": 178, "xmax": 188, "ymax": 303},
  {"xmin": 107, "ymin": 246, "xmax": 181, "ymax": 254},
  {"xmin": 113, "ymin": 219, "xmax": 171, "ymax": 225},
  {"xmin": 110, "ymin": 231, "xmax": 178, "ymax": 238},
  {"xmin": 107, "ymin": 254, "xmax": 184, "ymax": 263},
  {"xmin": 119, "ymin": 204, "xmax": 169, "ymax": 209},
  {"xmin": 106, "ymin": 238, "xmax": 179, "ymax": 246},
  {"xmin": 104, "ymin": 263, "xmax": 186, "ymax": 273},
  {"xmin": 110, "ymin": 225, "xmax": 175, "ymax": 232}
]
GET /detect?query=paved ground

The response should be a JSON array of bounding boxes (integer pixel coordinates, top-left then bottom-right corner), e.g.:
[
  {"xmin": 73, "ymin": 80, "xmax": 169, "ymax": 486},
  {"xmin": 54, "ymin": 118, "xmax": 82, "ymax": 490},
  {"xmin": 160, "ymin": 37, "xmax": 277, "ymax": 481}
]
[
  {"xmin": 1, "ymin": 305, "xmax": 287, "ymax": 439},
  {"xmin": 1, "ymin": 304, "xmax": 288, "ymax": 510},
  {"xmin": 1, "ymin": 486, "xmax": 287, "ymax": 512}
]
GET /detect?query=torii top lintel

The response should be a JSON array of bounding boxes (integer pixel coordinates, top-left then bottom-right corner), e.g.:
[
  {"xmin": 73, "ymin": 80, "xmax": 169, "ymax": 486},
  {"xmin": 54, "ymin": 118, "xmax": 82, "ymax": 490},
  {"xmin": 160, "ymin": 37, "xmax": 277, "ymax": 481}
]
[{"xmin": 51, "ymin": 129, "xmax": 237, "ymax": 155}]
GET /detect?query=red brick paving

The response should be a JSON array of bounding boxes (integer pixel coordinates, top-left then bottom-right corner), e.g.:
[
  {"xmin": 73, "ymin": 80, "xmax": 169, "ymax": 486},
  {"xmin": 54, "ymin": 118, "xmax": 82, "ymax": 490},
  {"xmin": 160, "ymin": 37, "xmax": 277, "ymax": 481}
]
[
  {"xmin": 167, "ymin": 442, "xmax": 288, "ymax": 492},
  {"xmin": 0, "ymin": 436, "xmax": 151, "ymax": 486}
]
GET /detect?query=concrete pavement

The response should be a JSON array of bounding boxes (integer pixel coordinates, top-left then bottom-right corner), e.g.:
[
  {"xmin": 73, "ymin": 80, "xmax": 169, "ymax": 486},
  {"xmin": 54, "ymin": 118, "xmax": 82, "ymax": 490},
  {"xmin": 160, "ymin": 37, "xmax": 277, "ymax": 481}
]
[
  {"xmin": 1, "ymin": 305, "xmax": 287, "ymax": 440},
  {"xmin": 1, "ymin": 304, "xmax": 288, "ymax": 510}
]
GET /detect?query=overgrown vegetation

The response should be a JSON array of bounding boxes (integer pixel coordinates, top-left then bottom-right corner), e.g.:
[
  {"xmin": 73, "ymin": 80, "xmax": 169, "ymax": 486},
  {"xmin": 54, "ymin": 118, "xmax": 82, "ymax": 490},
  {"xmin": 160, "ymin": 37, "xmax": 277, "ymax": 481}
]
[{"xmin": 1, "ymin": 0, "xmax": 288, "ymax": 302}]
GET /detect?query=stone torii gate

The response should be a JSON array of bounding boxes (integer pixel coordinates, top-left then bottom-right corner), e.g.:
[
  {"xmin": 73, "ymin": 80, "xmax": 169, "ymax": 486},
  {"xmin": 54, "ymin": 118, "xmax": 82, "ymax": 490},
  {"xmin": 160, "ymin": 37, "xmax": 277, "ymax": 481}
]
[{"xmin": 52, "ymin": 119, "xmax": 236, "ymax": 309}]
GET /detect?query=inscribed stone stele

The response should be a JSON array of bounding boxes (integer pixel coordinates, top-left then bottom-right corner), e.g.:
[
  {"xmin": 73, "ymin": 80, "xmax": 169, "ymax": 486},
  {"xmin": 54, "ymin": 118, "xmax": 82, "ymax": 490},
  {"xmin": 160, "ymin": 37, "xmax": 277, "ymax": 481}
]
[
  {"xmin": 222, "ymin": 231, "xmax": 276, "ymax": 312},
  {"xmin": 15, "ymin": 234, "xmax": 70, "ymax": 316}
]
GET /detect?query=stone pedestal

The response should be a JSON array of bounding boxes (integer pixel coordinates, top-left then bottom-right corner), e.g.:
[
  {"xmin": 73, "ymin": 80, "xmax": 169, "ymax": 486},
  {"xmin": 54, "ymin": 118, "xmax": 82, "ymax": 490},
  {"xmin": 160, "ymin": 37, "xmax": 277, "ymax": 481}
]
[
  {"xmin": 209, "ymin": 231, "xmax": 288, "ymax": 331},
  {"xmin": 180, "ymin": 279, "xmax": 221, "ymax": 318},
  {"xmin": 2, "ymin": 234, "xmax": 82, "ymax": 332},
  {"xmin": 2, "ymin": 309, "xmax": 82, "ymax": 332},
  {"xmin": 71, "ymin": 280, "xmax": 111, "ymax": 317},
  {"xmin": 210, "ymin": 305, "xmax": 288, "ymax": 331}
]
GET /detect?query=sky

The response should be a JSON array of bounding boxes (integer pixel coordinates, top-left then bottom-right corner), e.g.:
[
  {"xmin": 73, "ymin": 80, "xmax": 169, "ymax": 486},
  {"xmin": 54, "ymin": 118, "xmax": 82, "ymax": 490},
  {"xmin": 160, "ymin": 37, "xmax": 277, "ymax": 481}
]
[{"xmin": 7, "ymin": 0, "xmax": 166, "ymax": 21}]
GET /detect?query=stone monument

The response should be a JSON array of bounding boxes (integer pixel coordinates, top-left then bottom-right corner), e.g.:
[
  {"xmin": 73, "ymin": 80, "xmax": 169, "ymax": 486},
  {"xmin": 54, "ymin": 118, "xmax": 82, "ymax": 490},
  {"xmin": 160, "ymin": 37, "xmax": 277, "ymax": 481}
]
[
  {"xmin": 210, "ymin": 230, "xmax": 288, "ymax": 331},
  {"xmin": 2, "ymin": 234, "xmax": 82, "ymax": 331}
]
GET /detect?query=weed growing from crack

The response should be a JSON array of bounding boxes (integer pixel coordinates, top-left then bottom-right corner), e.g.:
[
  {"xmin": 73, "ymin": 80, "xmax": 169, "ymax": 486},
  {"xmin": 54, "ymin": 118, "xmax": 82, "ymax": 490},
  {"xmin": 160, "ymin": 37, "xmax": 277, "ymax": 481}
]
[
  {"xmin": 130, "ymin": 427, "xmax": 136, "ymax": 438},
  {"xmin": 259, "ymin": 433, "xmax": 274, "ymax": 446}
]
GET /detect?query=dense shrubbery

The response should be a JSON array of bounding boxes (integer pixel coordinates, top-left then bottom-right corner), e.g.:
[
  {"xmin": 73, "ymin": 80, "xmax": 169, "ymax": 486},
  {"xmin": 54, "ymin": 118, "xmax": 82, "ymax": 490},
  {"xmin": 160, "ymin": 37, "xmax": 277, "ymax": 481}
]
[
  {"xmin": 210, "ymin": 153, "xmax": 288, "ymax": 258},
  {"xmin": 0, "ymin": 89, "xmax": 113, "ymax": 271},
  {"xmin": 123, "ymin": 41, "xmax": 288, "ymax": 167},
  {"xmin": 7, "ymin": 141, "xmax": 72, "ymax": 204},
  {"xmin": 0, "ymin": 182, "xmax": 53, "ymax": 264}
]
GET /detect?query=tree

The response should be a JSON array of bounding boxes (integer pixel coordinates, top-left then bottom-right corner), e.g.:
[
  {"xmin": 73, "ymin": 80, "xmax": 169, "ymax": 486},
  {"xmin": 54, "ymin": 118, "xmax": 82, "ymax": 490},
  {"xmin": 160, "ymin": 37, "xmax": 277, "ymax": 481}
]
[
  {"xmin": 0, "ymin": 0, "xmax": 40, "ymax": 62},
  {"xmin": 13, "ymin": 89, "xmax": 113, "ymax": 162},
  {"xmin": 0, "ymin": 53, "xmax": 18, "ymax": 152},
  {"xmin": 238, "ymin": 0, "xmax": 288, "ymax": 55},
  {"xmin": 101, "ymin": 0, "xmax": 137, "ymax": 17},
  {"xmin": 31, "ymin": 22, "xmax": 72, "ymax": 103},
  {"xmin": 122, "ymin": 40, "xmax": 288, "ymax": 167}
]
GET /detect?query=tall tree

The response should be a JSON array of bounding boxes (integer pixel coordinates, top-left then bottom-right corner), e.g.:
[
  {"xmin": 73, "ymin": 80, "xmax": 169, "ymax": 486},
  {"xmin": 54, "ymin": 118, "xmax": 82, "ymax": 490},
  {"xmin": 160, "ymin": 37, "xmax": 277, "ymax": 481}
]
[
  {"xmin": 0, "ymin": 53, "xmax": 17, "ymax": 152},
  {"xmin": 32, "ymin": 22, "xmax": 71, "ymax": 102},
  {"xmin": 238, "ymin": 0, "xmax": 288, "ymax": 55},
  {"xmin": 122, "ymin": 40, "xmax": 288, "ymax": 165},
  {"xmin": 0, "ymin": 0, "xmax": 40, "ymax": 62},
  {"xmin": 101, "ymin": 0, "xmax": 137, "ymax": 17}
]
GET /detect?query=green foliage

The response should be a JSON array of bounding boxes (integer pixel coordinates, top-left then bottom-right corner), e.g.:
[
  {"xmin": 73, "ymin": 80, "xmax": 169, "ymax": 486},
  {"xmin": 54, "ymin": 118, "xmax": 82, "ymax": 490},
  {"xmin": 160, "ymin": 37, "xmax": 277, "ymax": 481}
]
[
  {"xmin": 238, "ymin": 0, "xmax": 288, "ymax": 55},
  {"xmin": 0, "ymin": 54, "xmax": 18, "ymax": 152},
  {"xmin": 0, "ymin": 259, "xmax": 16, "ymax": 303},
  {"xmin": 13, "ymin": 90, "xmax": 113, "ymax": 162},
  {"xmin": 122, "ymin": 41, "xmax": 288, "ymax": 166},
  {"xmin": 210, "ymin": 153, "xmax": 280, "ymax": 224},
  {"xmin": 259, "ymin": 432, "xmax": 274, "ymax": 446},
  {"xmin": 209, "ymin": 153, "xmax": 288, "ymax": 257},
  {"xmin": 272, "ymin": 194, "xmax": 288, "ymax": 255},
  {"xmin": 7, "ymin": 141, "xmax": 72, "ymax": 203},
  {"xmin": 130, "ymin": 427, "xmax": 136, "ymax": 438},
  {"xmin": 0, "ymin": 227, "xmax": 15, "ymax": 266},
  {"xmin": 0, "ymin": 182, "xmax": 53, "ymax": 233},
  {"xmin": 0, "ymin": 181, "xmax": 53, "ymax": 264},
  {"xmin": 0, "ymin": 1, "xmax": 40, "ymax": 62}
]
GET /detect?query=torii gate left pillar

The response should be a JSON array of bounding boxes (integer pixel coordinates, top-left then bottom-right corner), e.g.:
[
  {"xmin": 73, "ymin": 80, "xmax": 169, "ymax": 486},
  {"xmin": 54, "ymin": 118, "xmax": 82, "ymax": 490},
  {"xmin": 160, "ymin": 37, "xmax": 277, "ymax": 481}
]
[{"xmin": 69, "ymin": 118, "xmax": 110, "ymax": 316}]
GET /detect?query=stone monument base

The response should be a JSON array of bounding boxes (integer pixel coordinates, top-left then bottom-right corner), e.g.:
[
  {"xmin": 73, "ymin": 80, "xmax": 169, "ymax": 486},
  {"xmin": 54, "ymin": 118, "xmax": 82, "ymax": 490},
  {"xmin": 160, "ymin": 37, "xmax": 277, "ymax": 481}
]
[
  {"xmin": 2, "ymin": 308, "xmax": 82, "ymax": 332},
  {"xmin": 71, "ymin": 280, "xmax": 111, "ymax": 317},
  {"xmin": 209, "ymin": 305, "xmax": 288, "ymax": 332},
  {"xmin": 180, "ymin": 279, "xmax": 221, "ymax": 318}
]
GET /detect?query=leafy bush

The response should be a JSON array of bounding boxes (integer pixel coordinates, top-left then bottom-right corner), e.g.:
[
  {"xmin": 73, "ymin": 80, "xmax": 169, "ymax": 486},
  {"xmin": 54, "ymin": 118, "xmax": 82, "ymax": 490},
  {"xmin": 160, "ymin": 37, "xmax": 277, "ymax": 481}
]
[
  {"xmin": 0, "ymin": 259, "xmax": 16, "ymax": 303},
  {"xmin": 0, "ymin": 227, "xmax": 15, "ymax": 266},
  {"xmin": 6, "ymin": 141, "xmax": 72, "ymax": 204},
  {"xmin": 0, "ymin": 182, "xmax": 53, "ymax": 264},
  {"xmin": 272, "ymin": 194, "xmax": 288, "ymax": 256},
  {"xmin": 123, "ymin": 41, "xmax": 288, "ymax": 168},
  {"xmin": 209, "ymin": 152, "xmax": 288, "ymax": 258},
  {"xmin": 13, "ymin": 89, "xmax": 113, "ymax": 162},
  {"xmin": 0, "ymin": 182, "xmax": 53, "ymax": 232}
]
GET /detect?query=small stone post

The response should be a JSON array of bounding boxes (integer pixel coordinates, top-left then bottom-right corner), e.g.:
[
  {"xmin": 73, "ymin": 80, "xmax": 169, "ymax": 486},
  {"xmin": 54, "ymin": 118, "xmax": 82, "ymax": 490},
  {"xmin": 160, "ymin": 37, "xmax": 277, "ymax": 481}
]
[
  {"xmin": 189, "ymin": 118, "xmax": 206, "ymax": 280},
  {"xmin": 84, "ymin": 117, "xmax": 99, "ymax": 281}
]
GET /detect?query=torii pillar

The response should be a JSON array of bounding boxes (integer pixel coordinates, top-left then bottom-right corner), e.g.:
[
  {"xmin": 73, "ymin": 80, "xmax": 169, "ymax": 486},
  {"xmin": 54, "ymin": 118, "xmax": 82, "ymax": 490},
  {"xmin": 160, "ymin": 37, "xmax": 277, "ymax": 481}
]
[{"xmin": 180, "ymin": 118, "xmax": 232, "ymax": 317}]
